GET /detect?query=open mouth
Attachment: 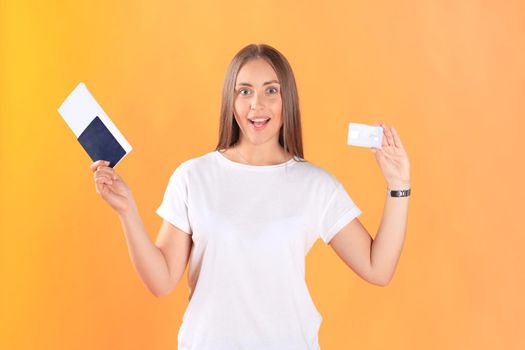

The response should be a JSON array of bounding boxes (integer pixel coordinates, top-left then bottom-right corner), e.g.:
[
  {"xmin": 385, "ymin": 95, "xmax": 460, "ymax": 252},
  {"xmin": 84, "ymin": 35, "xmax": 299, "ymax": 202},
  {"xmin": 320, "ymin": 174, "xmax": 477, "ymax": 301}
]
[{"xmin": 249, "ymin": 117, "xmax": 271, "ymax": 129}]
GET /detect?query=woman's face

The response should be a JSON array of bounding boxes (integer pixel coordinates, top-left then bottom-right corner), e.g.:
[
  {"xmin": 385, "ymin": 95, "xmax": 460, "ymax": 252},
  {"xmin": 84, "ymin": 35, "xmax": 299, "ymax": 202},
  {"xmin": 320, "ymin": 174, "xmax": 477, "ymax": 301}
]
[{"xmin": 233, "ymin": 58, "xmax": 283, "ymax": 145}]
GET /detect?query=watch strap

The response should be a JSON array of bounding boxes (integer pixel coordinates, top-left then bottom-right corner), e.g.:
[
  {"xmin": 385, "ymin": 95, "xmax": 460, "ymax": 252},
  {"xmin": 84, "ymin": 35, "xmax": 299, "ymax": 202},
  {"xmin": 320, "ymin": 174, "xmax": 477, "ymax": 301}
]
[{"xmin": 387, "ymin": 188, "xmax": 411, "ymax": 197}]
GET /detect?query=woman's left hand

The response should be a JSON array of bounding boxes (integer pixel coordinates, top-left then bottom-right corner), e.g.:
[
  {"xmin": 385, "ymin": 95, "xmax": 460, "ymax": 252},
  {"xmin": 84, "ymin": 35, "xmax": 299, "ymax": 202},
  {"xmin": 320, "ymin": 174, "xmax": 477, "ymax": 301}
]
[{"xmin": 371, "ymin": 122, "xmax": 411, "ymax": 189}]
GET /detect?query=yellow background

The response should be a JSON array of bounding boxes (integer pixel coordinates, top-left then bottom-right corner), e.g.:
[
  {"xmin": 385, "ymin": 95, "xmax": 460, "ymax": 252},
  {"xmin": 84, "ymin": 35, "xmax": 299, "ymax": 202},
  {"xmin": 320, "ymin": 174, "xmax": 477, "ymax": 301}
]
[{"xmin": 1, "ymin": 0, "xmax": 524, "ymax": 349}]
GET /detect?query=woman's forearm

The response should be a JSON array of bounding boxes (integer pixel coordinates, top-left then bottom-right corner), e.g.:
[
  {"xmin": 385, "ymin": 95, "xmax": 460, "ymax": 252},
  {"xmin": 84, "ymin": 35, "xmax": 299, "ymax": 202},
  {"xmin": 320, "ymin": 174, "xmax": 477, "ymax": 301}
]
[
  {"xmin": 117, "ymin": 201, "xmax": 171, "ymax": 297},
  {"xmin": 370, "ymin": 185, "xmax": 410, "ymax": 285}
]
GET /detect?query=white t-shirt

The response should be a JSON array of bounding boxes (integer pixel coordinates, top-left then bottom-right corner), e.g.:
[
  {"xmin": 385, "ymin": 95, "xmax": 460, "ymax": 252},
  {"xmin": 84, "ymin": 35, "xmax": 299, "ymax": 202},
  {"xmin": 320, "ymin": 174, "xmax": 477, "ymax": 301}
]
[{"xmin": 156, "ymin": 150, "xmax": 362, "ymax": 350}]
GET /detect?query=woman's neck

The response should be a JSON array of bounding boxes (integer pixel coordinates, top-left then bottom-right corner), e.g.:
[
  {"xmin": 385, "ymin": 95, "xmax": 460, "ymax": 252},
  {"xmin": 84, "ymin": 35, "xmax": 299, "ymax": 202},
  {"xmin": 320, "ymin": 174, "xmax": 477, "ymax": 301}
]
[{"xmin": 223, "ymin": 142, "xmax": 292, "ymax": 166}]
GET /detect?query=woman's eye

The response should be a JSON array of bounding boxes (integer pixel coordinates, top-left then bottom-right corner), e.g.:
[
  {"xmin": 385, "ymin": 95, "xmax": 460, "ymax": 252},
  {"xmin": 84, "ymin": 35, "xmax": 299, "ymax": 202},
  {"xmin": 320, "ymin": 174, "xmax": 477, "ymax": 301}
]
[{"xmin": 236, "ymin": 87, "xmax": 278, "ymax": 95}]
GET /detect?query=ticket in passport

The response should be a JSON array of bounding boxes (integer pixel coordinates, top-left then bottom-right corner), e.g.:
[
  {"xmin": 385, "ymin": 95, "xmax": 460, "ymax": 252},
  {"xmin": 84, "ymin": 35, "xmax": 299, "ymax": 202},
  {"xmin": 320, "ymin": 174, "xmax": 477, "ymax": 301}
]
[{"xmin": 58, "ymin": 82, "xmax": 132, "ymax": 168}]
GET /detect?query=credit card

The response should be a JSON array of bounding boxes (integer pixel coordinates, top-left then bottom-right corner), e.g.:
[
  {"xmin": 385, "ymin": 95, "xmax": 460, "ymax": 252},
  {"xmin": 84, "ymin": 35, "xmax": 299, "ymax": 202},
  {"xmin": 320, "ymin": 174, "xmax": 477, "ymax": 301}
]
[{"xmin": 347, "ymin": 122, "xmax": 383, "ymax": 148}]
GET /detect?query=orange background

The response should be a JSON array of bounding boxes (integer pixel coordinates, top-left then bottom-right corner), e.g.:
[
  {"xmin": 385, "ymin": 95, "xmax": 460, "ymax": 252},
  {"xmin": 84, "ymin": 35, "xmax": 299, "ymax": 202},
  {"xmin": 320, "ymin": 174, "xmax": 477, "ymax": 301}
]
[{"xmin": 1, "ymin": 0, "xmax": 524, "ymax": 349}]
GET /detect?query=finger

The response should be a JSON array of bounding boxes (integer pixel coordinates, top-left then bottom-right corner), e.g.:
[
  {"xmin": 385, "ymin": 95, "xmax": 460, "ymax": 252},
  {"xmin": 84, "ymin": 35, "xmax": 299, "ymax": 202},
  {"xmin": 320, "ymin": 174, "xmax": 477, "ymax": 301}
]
[
  {"xmin": 94, "ymin": 174, "xmax": 113, "ymax": 180},
  {"xmin": 384, "ymin": 124, "xmax": 395, "ymax": 147},
  {"xmin": 95, "ymin": 177, "xmax": 113, "ymax": 185},
  {"xmin": 98, "ymin": 167, "xmax": 117, "ymax": 177},
  {"xmin": 391, "ymin": 127, "xmax": 404, "ymax": 148},
  {"xmin": 94, "ymin": 169, "xmax": 111, "ymax": 178},
  {"xmin": 91, "ymin": 160, "xmax": 110, "ymax": 172},
  {"xmin": 90, "ymin": 160, "xmax": 109, "ymax": 171},
  {"xmin": 96, "ymin": 167, "xmax": 118, "ymax": 180},
  {"xmin": 94, "ymin": 175, "xmax": 111, "ymax": 185},
  {"xmin": 94, "ymin": 171, "xmax": 114, "ymax": 183}
]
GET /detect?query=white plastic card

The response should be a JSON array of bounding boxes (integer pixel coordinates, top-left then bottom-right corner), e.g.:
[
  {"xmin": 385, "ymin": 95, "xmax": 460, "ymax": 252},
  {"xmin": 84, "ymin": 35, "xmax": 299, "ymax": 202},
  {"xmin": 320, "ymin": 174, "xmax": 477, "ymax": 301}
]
[{"xmin": 347, "ymin": 122, "xmax": 383, "ymax": 148}]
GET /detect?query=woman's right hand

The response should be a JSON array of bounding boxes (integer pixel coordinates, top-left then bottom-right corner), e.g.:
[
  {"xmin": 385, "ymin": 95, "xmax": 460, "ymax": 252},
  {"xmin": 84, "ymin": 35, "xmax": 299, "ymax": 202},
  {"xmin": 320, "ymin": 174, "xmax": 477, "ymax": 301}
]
[{"xmin": 90, "ymin": 160, "xmax": 134, "ymax": 214}]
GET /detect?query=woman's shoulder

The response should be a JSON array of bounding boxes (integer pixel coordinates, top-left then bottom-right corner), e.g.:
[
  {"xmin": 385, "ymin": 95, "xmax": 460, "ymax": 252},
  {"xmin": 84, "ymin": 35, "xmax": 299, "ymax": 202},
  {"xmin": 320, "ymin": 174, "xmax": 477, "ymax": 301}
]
[
  {"xmin": 176, "ymin": 151, "xmax": 216, "ymax": 171},
  {"xmin": 294, "ymin": 158, "xmax": 342, "ymax": 188},
  {"xmin": 164, "ymin": 151, "xmax": 215, "ymax": 178}
]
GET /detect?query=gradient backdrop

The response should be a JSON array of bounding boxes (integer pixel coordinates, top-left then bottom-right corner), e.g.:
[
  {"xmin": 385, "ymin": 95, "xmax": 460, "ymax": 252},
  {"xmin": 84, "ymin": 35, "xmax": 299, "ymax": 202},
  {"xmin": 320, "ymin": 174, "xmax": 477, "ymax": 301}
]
[{"xmin": 1, "ymin": 0, "xmax": 524, "ymax": 349}]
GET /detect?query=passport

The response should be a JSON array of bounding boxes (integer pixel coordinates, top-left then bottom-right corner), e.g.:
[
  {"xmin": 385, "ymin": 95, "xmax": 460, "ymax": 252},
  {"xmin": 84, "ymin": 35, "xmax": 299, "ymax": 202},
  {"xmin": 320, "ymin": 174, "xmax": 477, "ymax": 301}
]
[{"xmin": 58, "ymin": 82, "xmax": 132, "ymax": 168}]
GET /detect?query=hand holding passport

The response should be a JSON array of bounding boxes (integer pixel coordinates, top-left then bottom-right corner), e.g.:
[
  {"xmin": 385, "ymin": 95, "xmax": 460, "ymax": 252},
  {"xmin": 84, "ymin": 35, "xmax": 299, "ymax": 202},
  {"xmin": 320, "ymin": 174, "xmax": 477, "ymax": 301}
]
[{"xmin": 58, "ymin": 82, "xmax": 134, "ymax": 213}]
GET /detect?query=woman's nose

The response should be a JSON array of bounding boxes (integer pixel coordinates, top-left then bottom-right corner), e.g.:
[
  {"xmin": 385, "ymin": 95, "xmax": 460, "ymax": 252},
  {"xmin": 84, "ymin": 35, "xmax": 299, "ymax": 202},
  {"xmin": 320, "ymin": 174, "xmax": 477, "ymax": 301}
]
[{"xmin": 250, "ymin": 92, "xmax": 265, "ymax": 110}]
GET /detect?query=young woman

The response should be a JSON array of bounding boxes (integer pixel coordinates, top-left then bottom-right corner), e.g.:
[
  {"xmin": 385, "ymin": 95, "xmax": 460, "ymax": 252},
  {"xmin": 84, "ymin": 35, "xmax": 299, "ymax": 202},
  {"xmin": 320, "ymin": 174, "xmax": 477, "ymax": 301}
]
[{"xmin": 90, "ymin": 43, "xmax": 411, "ymax": 350}]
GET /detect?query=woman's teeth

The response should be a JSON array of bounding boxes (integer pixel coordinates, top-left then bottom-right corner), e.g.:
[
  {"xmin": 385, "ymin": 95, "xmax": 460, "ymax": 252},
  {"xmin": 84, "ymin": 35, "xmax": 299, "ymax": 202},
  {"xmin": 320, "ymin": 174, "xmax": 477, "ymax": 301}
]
[{"xmin": 250, "ymin": 118, "xmax": 271, "ymax": 128}]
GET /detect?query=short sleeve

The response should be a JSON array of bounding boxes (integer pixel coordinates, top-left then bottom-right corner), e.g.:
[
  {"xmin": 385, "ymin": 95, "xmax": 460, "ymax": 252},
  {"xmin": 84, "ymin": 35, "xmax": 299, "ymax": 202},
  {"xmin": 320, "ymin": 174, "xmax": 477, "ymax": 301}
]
[
  {"xmin": 155, "ymin": 162, "xmax": 192, "ymax": 235},
  {"xmin": 318, "ymin": 183, "xmax": 362, "ymax": 245}
]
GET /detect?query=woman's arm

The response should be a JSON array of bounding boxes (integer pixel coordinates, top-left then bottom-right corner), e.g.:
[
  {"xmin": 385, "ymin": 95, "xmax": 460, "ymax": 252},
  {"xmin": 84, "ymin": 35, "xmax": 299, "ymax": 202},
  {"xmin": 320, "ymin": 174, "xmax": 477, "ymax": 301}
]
[
  {"xmin": 91, "ymin": 161, "xmax": 197, "ymax": 297},
  {"xmin": 370, "ymin": 184, "xmax": 410, "ymax": 285},
  {"xmin": 329, "ymin": 188, "xmax": 409, "ymax": 286},
  {"xmin": 329, "ymin": 123, "xmax": 410, "ymax": 286},
  {"xmin": 118, "ymin": 202, "xmax": 174, "ymax": 297}
]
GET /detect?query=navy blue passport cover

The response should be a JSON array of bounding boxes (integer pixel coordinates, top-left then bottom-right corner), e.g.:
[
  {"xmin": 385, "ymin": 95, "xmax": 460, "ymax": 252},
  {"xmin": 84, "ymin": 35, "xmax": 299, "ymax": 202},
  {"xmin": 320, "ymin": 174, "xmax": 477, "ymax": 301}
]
[{"xmin": 77, "ymin": 116, "xmax": 126, "ymax": 168}]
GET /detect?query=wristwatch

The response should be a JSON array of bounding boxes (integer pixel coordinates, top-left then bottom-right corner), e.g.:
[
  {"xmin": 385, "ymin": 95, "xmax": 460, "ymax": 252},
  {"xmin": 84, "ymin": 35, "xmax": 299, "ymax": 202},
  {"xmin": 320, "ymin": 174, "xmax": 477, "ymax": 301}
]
[{"xmin": 387, "ymin": 188, "xmax": 411, "ymax": 197}]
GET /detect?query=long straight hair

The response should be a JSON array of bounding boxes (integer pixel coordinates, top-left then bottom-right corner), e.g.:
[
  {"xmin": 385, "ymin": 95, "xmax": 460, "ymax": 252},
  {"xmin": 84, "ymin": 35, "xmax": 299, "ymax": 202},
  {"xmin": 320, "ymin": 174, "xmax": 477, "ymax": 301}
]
[{"xmin": 215, "ymin": 44, "xmax": 305, "ymax": 162}]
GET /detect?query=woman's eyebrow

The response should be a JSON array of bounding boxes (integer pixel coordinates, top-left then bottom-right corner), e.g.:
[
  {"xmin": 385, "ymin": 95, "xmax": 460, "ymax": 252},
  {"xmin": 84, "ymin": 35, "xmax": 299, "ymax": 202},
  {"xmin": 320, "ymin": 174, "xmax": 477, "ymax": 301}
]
[{"xmin": 236, "ymin": 80, "xmax": 280, "ymax": 87}]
